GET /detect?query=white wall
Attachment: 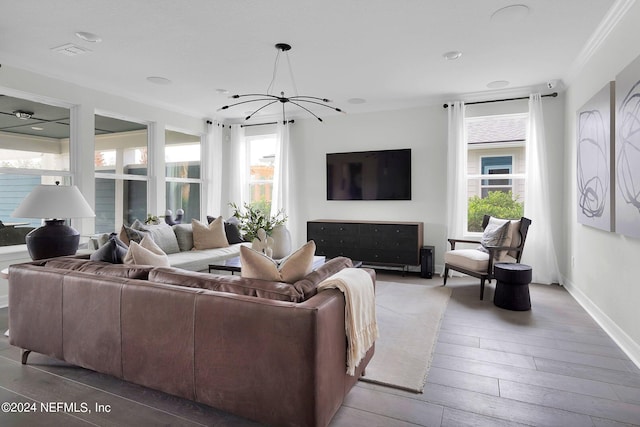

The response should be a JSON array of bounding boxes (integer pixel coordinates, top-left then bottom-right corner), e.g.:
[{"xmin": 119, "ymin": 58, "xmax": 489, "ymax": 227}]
[
  {"xmin": 563, "ymin": 2, "xmax": 640, "ymax": 365},
  {"xmin": 289, "ymin": 106, "xmax": 449, "ymax": 268},
  {"xmin": 286, "ymin": 98, "xmax": 565, "ymax": 273}
]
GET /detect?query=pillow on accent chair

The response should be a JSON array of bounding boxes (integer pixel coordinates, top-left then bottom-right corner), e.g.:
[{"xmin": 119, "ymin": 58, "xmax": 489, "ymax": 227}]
[
  {"xmin": 90, "ymin": 233, "xmax": 128, "ymax": 263},
  {"xmin": 123, "ymin": 235, "xmax": 170, "ymax": 267},
  {"xmin": 477, "ymin": 217, "xmax": 512, "ymax": 260},
  {"xmin": 193, "ymin": 217, "xmax": 229, "ymax": 250},
  {"xmin": 240, "ymin": 240, "xmax": 316, "ymax": 283}
]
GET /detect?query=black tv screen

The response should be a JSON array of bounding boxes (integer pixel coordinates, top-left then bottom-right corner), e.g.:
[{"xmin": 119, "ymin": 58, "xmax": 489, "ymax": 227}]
[{"xmin": 326, "ymin": 149, "xmax": 411, "ymax": 200}]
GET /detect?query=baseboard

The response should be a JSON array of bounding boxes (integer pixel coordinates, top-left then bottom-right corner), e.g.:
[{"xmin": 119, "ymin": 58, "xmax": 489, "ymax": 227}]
[{"xmin": 562, "ymin": 274, "xmax": 640, "ymax": 369}]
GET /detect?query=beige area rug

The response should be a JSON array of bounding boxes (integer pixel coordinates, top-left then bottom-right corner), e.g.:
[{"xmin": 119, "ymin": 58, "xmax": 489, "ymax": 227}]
[{"xmin": 359, "ymin": 281, "xmax": 452, "ymax": 393}]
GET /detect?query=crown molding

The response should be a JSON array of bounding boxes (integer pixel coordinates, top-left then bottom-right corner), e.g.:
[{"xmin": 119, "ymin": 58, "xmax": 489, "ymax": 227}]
[{"xmin": 564, "ymin": 0, "xmax": 636, "ymax": 85}]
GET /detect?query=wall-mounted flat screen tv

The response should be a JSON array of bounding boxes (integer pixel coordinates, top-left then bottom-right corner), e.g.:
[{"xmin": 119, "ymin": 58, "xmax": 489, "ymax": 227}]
[{"xmin": 326, "ymin": 148, "xmax": 411, "ymax": 200}]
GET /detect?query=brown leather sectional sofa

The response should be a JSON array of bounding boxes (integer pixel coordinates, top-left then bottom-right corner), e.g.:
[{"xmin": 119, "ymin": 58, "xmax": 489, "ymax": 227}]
[{"xmin": 8, "ymin": 256, "xmax": 375, "ymax": 427}]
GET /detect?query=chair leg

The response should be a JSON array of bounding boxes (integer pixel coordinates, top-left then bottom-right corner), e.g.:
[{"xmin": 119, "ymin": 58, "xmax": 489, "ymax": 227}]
[
  {"xmin": 443, "ymin": 266, "xmax": 449, "ymax": 286},
  {"xmin": 480, "ymin": 278, "xmax": 485, "ymax": 300}
]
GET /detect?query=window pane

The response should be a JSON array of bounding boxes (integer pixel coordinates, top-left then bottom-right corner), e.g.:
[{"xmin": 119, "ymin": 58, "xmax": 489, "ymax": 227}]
[
  {"xmin": 165, "ymin": 182, "xmax": 200, "ymax": 222},
  {"xmin": 0, "ymin": 174, "xmax": 69, "ymax": 246},
  {"xmin": 94, "ymin": 115, "xmax": 148, "ymax": 171},
  {"xmin": 0, "ymin": 95, "xmax": 71, "ymax": 172},
  {"xmin": 95, "ymin": 177, "xmax": 147, "ymax": 232},
  {"xmin": 165, "ymin": 130, "xmax": 200, "ymax": 179},
  {"xmin": 467, "ymin": 178, "xmax": 525, "ymax": 232},
  {"xmin": 248, "ymin": 136, "xmax": 276, "ymax": 210}
]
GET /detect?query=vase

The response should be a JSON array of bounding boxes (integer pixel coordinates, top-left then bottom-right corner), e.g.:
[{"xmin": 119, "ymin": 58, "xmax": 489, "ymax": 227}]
[{"xmin": 271, "ymin": 225, "xmax": 292, "ymax": 259}]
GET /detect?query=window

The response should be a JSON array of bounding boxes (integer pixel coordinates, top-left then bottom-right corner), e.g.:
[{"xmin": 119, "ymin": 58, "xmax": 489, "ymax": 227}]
[
  {"xmin": 165, "ymin": 129, "xmax": 201, "ymax": 222},
  {"xmin": 0, "ymin": 95, "xmax": 72, "ymax": 247},
  {"xmin": 480, "ymin": 155, "xmax": 513, "ymax": 197},
  {"xmin": 246, "ymin": 134, "xmax": 276, "ymax": 213},
  {"xmin": 94, "ymin": 114, "xmax": 148, "ymax": 233},
  {"xmin": 465, "ymin": 114, "xmax": 526, "ymax": 232}
]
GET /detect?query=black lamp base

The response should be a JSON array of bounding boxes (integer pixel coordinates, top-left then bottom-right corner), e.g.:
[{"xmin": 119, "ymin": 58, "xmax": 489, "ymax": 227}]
[{"xmin": 25, "ymin": 219, "xmax": 80, "ymax": 260}]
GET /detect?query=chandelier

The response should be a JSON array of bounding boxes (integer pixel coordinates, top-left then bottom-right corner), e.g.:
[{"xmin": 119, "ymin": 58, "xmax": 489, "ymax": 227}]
[{"xmin": 218, "ymin": 43, "xmax": 345, "ymax": 124}]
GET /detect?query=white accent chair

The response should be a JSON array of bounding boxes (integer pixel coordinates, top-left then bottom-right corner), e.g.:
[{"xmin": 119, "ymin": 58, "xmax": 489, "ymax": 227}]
[{"xmin": 443, "ymin": 215, "xmax": 532, "ymax": 300}]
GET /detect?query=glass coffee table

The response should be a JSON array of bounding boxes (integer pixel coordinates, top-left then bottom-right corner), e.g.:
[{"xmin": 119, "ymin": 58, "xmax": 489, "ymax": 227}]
[{"xmin": 209, "ymin": 255, "xmax": 327, "ymax": 275}]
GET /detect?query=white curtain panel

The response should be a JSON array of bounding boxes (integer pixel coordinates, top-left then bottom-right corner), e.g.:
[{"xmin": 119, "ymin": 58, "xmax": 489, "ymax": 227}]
[
  {"xmin": 446, "ymin": 101, "xmax": 467, "ymax": 240},
  {"xmin": 522, "ymin": 93, "xmax": 560, "ymax": 284},
  {"xmin": 271, "ymin": 122, "xmax": 297, "ymax": 244},
  {"xmin": 204, "ymin": 120, "xmax": 223, "ymax": 217},
  {"xmin": 228, "ymin": 124, "xmax": 247, "ymax": 217}
]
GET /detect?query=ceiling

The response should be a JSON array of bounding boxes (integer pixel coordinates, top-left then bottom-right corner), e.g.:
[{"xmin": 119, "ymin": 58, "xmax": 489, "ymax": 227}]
[{"xmin": 0, "ymin": 0, "xmax": 619, "ymax": 124}]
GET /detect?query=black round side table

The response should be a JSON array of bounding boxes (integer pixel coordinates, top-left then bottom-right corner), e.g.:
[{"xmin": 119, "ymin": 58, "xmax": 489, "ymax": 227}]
[{"xmin": 493, "ymin": 263, "xmax": 532, "ymax": 311}]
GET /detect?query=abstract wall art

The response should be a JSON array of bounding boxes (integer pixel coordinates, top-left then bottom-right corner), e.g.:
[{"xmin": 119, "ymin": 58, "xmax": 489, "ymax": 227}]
[
  {"xmin": 615, "ymin": 55, "xmax": 640, "ymax": 238},
  {"xmin": 576, "ymin": 81, "xmax": 615, "ymax": 231}
]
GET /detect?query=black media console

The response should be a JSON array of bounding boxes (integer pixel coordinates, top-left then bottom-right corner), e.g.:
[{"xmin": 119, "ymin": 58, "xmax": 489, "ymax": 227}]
[{"xmin": 307, "ymin": 220, "xmax": 424, "ymax": 272}]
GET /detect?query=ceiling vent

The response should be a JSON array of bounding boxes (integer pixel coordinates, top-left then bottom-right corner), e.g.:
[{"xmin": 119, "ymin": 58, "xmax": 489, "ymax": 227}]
[{"xmin": 51, "ymin": 43, "xmax": 92, "ymax": 56}]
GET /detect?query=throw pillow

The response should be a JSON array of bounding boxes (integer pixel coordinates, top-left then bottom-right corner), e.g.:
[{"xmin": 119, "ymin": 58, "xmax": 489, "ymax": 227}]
[
  {"xmin": 241, "ymin": 240, "xmax": 316, "ymax": 283},
  {"xmin": 206, "ymin": 215, "xmax": 245, "ymax": 244},
  {"xmin": 123, "ymin": 235, "xmax": 170, "ymax": 267},
  {"xmin": 90, "ymin": 233, "xmax": 128, "ymax": 263},
  {"xmin": 192, "ymin": 217, "xmax": 229, "ymax": 250},
  {"xmin": 119, "ymin": 224, "xmax": 148, "ymax": 246},
  {"xmin": 172, "ymin": 224, "xmax": 194, "ymax": 251},
  {"xmin": 133, "ymin": 222, "xmax": 181, "ymax": 254},
  {"xmin": 478, "ymin": 218, "xmax": 511, "ymax": 260}
]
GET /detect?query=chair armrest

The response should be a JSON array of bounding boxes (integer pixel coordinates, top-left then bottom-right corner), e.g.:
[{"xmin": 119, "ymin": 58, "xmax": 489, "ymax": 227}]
[
  {"xmin": 447, "ymin": 238, "xmax": 481, "ymax": 250},
  {"xmin": 483, "ymin": 244, "xmax": 520, "ymax": 252}
]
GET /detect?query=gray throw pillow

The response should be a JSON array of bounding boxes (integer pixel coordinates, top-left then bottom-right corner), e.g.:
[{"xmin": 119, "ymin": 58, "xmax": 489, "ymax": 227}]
[
  {"xmin": 172, "ymin": 224, "xmax": 194, "ymax": 252},
  {"xmin": 135, "ymin": 222, "xmax": 181, "ymax": 254},
  {"xmin": 90, "ymin": 233, "xmax": 128, "ymax": 263}
]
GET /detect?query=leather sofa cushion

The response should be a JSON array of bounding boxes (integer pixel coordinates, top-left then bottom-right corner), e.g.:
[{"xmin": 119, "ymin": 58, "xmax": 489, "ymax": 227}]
[
  {"xmin": 293, "ymin": 256, "xmax": 353, "ymax": 300},
  {"xmin": 148, "ymin": 267, "xmax": 304, "ymax": 302},
  {"xmin": 45, "ymin": 258, "xmax": 153, "ymax": 279}
]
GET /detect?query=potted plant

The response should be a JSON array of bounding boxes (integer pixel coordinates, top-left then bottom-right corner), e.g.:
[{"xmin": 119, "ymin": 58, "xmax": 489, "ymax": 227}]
[{"xmin": 229, "ymin": 202, "xmax": 287, "ymax": 242}]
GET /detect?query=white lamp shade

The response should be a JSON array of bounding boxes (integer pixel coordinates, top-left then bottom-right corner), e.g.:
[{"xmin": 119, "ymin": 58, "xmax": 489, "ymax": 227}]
[{"xmin": 12, "ymin": 184, "xmax": 95, "ymax": 219}]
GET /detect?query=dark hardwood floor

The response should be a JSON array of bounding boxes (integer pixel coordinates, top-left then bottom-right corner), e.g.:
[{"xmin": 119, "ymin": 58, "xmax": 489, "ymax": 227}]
[{"xmin": 1, "ymin": 273, "xmax": 639, "ymax": 426}]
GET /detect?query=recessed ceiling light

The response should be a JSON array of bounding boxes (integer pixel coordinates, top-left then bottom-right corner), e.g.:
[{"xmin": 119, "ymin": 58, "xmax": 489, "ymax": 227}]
[
  {"xmin": 75, "ymin": 31, "xmax": 102, "ymax": 43},
  {"xmin": 443, "ymin": 51, "xmax": 463, "ymax": 61},
  {"xmin": 487, "ymin": 80, "xmax": 510, "ymax": 89},
  {"xmin": 491, "ymin": 4, "xmax": 530, "ymax": 22},
  {"xmin": 146, "ymin": 76, "xmax": 172, "ymax": 85},
  {"xmin": 348, "ymin": 98, "xmax": 366, "ymax": 104},
  {"xmin": 31, "ymin": 126, "xmax": 44, "ymax": 131}
]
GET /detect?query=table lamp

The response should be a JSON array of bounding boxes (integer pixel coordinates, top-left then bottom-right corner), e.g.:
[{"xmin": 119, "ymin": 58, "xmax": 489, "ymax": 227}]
[{"xmin": 12, "ymin": 182, "xmax": 95, "ymax": 260}]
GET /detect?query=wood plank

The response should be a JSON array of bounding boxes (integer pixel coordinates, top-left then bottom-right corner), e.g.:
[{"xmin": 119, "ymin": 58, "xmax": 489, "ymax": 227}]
[
  {"xmin": 534, "ymin": 357, "xmax": 640, "ymax": 389},
  {"xmin": 341, "ymin": 385, "xmax": 444, "ymax": 426},
  {"xmin": 431, "ymin": 353, "xmax": 620, "ymax": 400},
  {"xmin": 434, "ymin": 342, "xmax": 537, "ymax": 370},
  {"xmin": 441, "ymin": 407, "xmax": 530, "ymax": 427},
  {"xmin": 426, "ymin": 366, "xmax": 500, "ymax": 396},
  {"xmin": 420, "ymin": 382, "xmax": 594, "ymax": 426},
  {"xmin": 499, "ymin": 380, "xmax": 640, "ymax": 425}
]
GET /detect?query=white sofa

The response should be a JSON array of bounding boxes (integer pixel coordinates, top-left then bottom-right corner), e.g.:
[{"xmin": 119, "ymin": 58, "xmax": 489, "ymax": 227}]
[{"xmin": 91, "ymin": 221, "xmax": 249, "ymax": 272}]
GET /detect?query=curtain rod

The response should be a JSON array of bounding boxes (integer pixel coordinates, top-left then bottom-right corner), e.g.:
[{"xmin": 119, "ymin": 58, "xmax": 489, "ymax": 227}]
[
  {"xmin": 443, "ymin": 92, "xmax": 558, "ymax": 108},
  {"xmin": 240, "ymin": 119, "xmax": 295, "ymax": 128}
]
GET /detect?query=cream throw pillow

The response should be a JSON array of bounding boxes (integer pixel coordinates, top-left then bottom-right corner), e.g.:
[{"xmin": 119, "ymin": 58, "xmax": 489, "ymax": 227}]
[
  {"xmin": 123, "ymin": 235, "xmax": 170, "ymax": 267},
  {"xmin": 478, "ymin": 217, "xmax": 512, "ymax": 261},
  {"xmin": 192, "ymin": 217, "xmax": 229, "ymax": 250},
  {"xmin": 241, "ymin": 240, "xmax": 316, "ymax": 283}
]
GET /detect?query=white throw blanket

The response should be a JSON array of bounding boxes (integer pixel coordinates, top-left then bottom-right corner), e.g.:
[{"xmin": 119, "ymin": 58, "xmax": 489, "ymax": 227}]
[{"xmin": 317, "ymin": 268, "xmax": 379, "ymax": 375}]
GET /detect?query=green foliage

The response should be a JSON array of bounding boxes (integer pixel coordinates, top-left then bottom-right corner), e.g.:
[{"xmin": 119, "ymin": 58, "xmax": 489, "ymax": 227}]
[
  {"xmin": 229, "ymin": 202, "xmax": 287, "ymax": 241},
  {"xmin": 467, "ymin": 191, "xmax": 524, "ymax": 232}
]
